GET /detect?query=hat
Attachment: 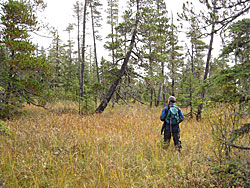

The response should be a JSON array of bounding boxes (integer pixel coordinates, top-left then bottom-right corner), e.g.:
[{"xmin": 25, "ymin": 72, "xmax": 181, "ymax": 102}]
[{"xmin": 168, "ymin": 96, "xmax": 176, "ymax": 103}]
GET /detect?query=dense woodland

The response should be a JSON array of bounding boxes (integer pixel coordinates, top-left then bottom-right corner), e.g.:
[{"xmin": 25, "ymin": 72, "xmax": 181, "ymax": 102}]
[{"xmin": 0, "ymin": 0, "xmax": 250, "ymax": 187}]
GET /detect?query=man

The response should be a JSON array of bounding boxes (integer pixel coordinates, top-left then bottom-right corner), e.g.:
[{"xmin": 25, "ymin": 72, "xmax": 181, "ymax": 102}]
[{"xmin": 160, "ymin": 96, "xmax": 184, "ymax": 150}]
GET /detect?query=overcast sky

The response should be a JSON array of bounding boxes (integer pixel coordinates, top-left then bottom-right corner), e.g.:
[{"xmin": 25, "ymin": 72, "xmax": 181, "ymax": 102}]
[
  {"xmin": 33, "ymin": 0, "xmax": 187, "ymax": 51},
  {"xmin": 32, "ymin": 0, "xmax": 249, "ymax": 59}
]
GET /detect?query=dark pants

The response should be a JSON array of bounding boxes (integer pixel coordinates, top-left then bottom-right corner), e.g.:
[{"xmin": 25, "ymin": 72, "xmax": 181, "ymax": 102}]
[{"xmin": 164, "ymin": 129, "xmax": 181, "ymax": 149}]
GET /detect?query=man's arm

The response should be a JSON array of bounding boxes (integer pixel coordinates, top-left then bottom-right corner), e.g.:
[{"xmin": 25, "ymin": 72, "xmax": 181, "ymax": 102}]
[{"xmin": 160, "ymin": 108, "xmax": 166, "ymax": 121}]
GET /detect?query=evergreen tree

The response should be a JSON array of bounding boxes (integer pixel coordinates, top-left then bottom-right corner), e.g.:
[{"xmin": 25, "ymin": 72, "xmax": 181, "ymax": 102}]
[
  {"xmin": 166, "ymin": 13, "xmax": 183, "ymax": 98},
  {"xmin": 79, "ymin": 0, "xmax": 88, "ymax": 114},
  {"xmin": 105, "ymin": 0, "xmax": 119, "ymax": 65},
  {"xmin": 180, "ymin": 0, "xmax": 250, "ymax": 120},
  {"xmin": 179, "ymin": 4, "xmax": 207, "ymax": 118},
  {"xmin": 138, "ymin": 0, "xmax": 170, "ymax": 107},
  {"xmin": 96, "ymin": 0, "xmax": 140, "ymax": 113},
  {"xmin": 90, "ymin": 0, "xmax": 102, "ymax": 84},
  {"xmin": 208, "ymin": 18, "xmax": 250, "ymax": 104},
  {"xmin": 0, "ymin": 0, "xmax": 49, "ymax": 118},
  {"xmin": 155, "ymin": 0, "xmax": 169, "ymax": 106},
  {"xmin": 65, "ymin": 23, "xmax": 75, "ymax": 92}
]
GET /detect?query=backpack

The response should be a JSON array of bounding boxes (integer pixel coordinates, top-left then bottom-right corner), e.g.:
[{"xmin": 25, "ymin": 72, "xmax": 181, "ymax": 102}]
[{"xmin": 166, "ymin": 106, "xmax": 179, "ymax": 125}]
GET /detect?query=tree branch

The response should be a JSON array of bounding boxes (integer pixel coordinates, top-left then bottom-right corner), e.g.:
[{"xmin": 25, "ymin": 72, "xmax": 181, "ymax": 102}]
[
  {"xmin": 219, "ymin": 123, "xmax": 250, "ymax": 150},
  {"xmin": 214, "ymin": 0, "xmax": 249, "ymax": 10},
  {"xmin": 226, "ymin": 143, "xmax": 250, "ymax": 150}
]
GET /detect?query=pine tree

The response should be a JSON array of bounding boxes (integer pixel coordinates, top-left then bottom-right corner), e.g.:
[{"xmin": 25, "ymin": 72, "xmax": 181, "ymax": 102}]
[
  {"xmin": 105, "ymin": 0, "xmax": 119, "ymax": 65},
  {"xmin": 90, "ymin": 0, "xmax": 102, "ymax": 84},
  {"xmin": 180, "ymin": 0, "xmax": 250, "ymax": 120},
  {"xmin": 208, "ymin": 18, "xmax": 250, "ymax": 104},
  {"xmin": 65, "ymin": 23, "xmax": 75, "ymax": 91},
  {"xmin": 166, "ymin": 13, "xmax": 183, "ymax": 97},
  {"xmin": 0, "ymin": 0, "xmax": 49, "ymax": 118},
  {"xmin": 179, "ymin": 4, "xmax": 207, "ymax": 118},
  {"xmin": 79, "ymin": 0, "xmax": 88, "ymax": 114},
  {"xmin": 95, "ymin": 0, "xmax": 140, "ymax": 113}
]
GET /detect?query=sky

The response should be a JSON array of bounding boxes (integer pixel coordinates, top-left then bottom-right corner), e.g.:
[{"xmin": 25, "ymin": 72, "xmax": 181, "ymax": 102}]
[
  {"xmin": 32, "ymin": 0, "xmax": 249, "ymax": 59},
  {"xmin": 33, "ymin": 0, "xmax": 187, "ymax": 52}
]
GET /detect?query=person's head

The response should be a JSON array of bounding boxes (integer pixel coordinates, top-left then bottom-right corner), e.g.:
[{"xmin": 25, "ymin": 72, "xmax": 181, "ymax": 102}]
[{"xmin": 168, "ymin": 96, "xmax": 176, "ymax": 103}]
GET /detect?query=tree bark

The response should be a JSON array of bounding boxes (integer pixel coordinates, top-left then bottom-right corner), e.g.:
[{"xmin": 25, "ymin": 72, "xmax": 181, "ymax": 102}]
[
  {"xmin": 75, "ymin": 1, "xmax": 82, "ymax": 114},
  {"xmin": 90, "ymin": 2, "xmax": 100, "ymax": 83},
  {"xmin": 79, "ymin": 0, "xmax": 87, "ymax": 114},
  {"xmin": 196, "ymin": 10, "xmax": 215, "ymax": 121},
  {"xmin": 156, "ymin": 85, "xmax": 162, "ymax": 107},
  {"xmin": 162, "ymin": 84, "xmax": 166, "ymax": 106},
  {"xmin": 95, "ymin": 0, "xmax": 140, "ymax": 113}
]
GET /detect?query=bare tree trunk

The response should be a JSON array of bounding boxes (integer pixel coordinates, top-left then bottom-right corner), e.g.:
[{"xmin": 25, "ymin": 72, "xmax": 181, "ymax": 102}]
[
  {"xmin": 157, "ymin": 59, "xmax": 164, "ymax": 107},
  {"xmin": 170, "ymin": 14, "xmax": 175, "ymax": 97},
  {"xmin": 68, "ymin": 29, "xmax": 72, "ymax": 83},
  {"xmin": 110, "ymin": 1, "xmax": 115, "ymax": 65},
  {"xmin": 154, "ymin": 88, "xmax": 157, "ymax": 106},
  {"xmin": 90, "ymin": 2, "xmax": 100, "ymax": 83},
  {"xmin": 79, "ymin": 0, "xmax": 88, "ymax": 114},
  {"xmin": 150, "ymin": 88, "xmax": 153, "ymax": 108},
  {"xmin": 171, "ymin": 62, "xmax": 175, "ymax": 96},
  {"xmin": 196, "ymin": 15, "xmax": 215, "ymax": 121},
  {"xmin": 190, "ymin": 81, "xmax": 193, "ymax": 119},
  {"xmin": 187, "ymin": 43, "xmax": 195, "ymax": 119},
  {"xmin": 149, "ymin": 44, "xmax": 153, "ymax": 108},
  {"xmin": 75, "ymin": 2, "xmax": 81, "ymax": 114},
  {"xmin": 95, "ymin": 0, "xmax": 140, "ymax": 113},
  {"xmin": 156, "ymin": 85, "xmax": 162, "ymax": 107},
  {"xmin": 55, "ymin": 32, "xmax": 60, "ymax": 75},
  {"xmin": 162, "ymin": 84, "xmax": 166, "ymax": 106}
]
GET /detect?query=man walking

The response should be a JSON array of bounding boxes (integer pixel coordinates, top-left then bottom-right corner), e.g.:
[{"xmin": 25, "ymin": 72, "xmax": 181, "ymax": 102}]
[{"xmin": 160, "ymin": 96, "xmax": 184, "ymax": 150}]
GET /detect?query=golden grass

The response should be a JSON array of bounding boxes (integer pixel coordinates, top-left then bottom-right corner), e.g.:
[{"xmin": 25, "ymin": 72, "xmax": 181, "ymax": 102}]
[{"xmin": 0, "ymin": 103, "xmax": 228, "ymax": 187}]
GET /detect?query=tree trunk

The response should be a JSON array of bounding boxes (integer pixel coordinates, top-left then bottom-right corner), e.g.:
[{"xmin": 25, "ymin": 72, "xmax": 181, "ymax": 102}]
[
  {"xmin": 189, "ymin": 43, "xmax": 194, "ymax": 119},
  {"xmin": 68, "ymin": 30, "xmax": 72, "ymax": 82},
  {"xmin": 190, "ymin": 81, "xmax": 193, "ymax": 119},
  {"xmin": 110, "ymin": 2, "xmax": 115, "ymax": 65},
  {"xmin": 156, "ymin": 85, "xmax": 162, "ymax": 107},
  {"xmin": 79, "ymin": 0, "xmax": 87, "ymax": 114},
  {"xmin": 196, "ymin": 13, "xmax": 215, "ymax": 121},
  {"xmin": 162, "ymin": 84, "xmax": 166, "ymax": 106},
  {"xmin": 76, "ymin": 2, "xmax": 81, "ymax": 114},
  {"xmin": 150, "ymin": 88, "xmax": 153, "ymax": 108},
  {"xmin": 171, "ymin": 61, "xmax": 175, "ymax": 96},
  {"xmin": 170, "ymin": 14, "xmax": 175, "ymax": 97},
  {"xmin": 90, "ymin": 2, "xmax": 100, "ymax": 83},
  {"xmin": 154, "ymin": 88, "xmax": 157, "ymax": 107},
  {"xmin": 56, "ymin": 32, "xmax": 60, "ymax": 75},
  {"xmin": 95, "ymin": 0, "xmax": 140, "ymax": 113}
]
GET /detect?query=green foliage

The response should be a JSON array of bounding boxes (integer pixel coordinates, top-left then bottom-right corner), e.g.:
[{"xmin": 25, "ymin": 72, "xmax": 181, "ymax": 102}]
[
  {"xmin": 0, "ymin": 0, "xmax": 50, "ymax": 118},
  {"xmin": 0, "ymin": 120, "xmax": 13, "ymax": 136},
  {"xmin": 208, "ymin": 65, "xmax": 249, "ymax": 103},
  {"xmin": 221, "ymin": 18, "xmax": 250, "ymax": 64}
]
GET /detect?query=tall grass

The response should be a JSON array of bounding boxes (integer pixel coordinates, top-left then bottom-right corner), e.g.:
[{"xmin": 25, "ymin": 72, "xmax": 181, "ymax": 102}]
[{"xmin": 0, "ymin": 102, "xmax": 240, "ymax": 187}]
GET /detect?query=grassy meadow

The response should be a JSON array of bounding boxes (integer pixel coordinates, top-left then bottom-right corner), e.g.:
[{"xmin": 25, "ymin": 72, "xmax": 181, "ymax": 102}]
[{"xmin": 0, "ymin": 102, "xmax": 248, "ymax": 187}]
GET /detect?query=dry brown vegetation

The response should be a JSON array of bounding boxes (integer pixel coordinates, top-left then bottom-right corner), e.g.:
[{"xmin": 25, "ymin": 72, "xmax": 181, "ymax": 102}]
[{"xmin": 0, "ymin": 102, "xmax": 249, "ymax": 187}]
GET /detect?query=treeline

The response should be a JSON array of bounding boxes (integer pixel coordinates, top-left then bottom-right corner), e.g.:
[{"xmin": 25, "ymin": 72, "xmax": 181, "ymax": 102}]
[{"xmin": 0, "ymin": 0, "xmax": 249, "ymax": 118}]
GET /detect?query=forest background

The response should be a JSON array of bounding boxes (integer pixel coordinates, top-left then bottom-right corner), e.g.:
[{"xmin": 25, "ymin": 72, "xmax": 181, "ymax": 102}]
[{"xmin": 0, "ymin": 0, "xmax": 250, "ymax": 187}]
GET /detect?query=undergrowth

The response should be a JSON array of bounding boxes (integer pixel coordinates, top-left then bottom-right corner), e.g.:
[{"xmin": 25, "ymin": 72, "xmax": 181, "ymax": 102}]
[{"xmin": 0, "ymin": 102, "xmax": 249, "ymax": 187}]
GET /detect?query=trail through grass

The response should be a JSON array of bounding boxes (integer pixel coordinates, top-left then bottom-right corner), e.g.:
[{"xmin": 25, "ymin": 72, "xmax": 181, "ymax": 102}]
[{"xmin": 0, "ymin": 103, "xmax": 227, "ymax": 187}]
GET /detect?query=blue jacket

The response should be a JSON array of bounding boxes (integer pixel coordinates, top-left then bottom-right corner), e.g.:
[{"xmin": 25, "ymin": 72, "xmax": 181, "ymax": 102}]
[{"xmin": 160, "ymin": 102, "xmax": 184, "ymax": 131}]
